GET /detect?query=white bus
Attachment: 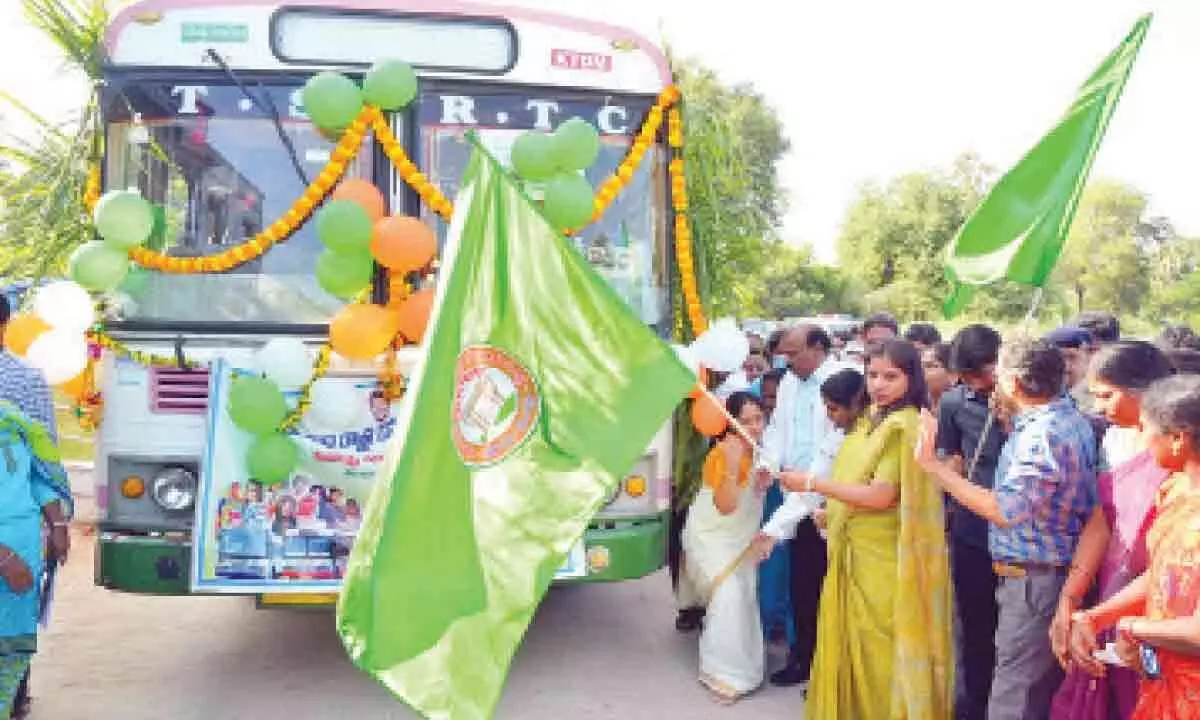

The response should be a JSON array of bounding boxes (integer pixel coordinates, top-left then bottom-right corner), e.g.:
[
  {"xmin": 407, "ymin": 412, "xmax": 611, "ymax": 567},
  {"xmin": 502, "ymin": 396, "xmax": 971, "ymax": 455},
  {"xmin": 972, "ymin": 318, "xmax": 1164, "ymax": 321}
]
[{"xmin": 95, "ymin": 0, "xmax": 679, "ymax": 602}]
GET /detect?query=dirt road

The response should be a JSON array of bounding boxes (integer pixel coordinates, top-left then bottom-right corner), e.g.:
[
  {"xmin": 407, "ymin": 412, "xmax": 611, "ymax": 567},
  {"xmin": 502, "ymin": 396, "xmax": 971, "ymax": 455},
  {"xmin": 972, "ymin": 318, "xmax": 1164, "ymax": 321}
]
[{"xmin": 27, "ymin": 531, "xmax": 802, "ymax": 719}]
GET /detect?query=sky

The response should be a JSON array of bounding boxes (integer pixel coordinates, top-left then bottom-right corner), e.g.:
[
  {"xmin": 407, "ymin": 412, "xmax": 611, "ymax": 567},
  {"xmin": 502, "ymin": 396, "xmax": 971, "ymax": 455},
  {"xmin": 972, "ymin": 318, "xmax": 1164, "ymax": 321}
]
[{"xmin": 2, "ymin": 0, "xmax": 1198, "ymax": 263}]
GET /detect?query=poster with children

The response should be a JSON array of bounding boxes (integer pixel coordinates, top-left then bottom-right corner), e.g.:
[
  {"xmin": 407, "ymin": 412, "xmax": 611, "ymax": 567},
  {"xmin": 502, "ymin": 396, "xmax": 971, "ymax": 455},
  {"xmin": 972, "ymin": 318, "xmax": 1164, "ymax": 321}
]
[{"xmin": 192, "ymin": 359, "xmax": 401, "ymax": 593}]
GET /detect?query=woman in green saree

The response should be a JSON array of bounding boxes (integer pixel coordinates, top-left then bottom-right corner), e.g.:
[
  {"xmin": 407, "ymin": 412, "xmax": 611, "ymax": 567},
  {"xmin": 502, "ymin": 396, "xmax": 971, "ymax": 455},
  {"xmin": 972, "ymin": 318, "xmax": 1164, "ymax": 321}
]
[{"xmin": 780, "ymin": 339, "xmax": 954, "ymax": 719}]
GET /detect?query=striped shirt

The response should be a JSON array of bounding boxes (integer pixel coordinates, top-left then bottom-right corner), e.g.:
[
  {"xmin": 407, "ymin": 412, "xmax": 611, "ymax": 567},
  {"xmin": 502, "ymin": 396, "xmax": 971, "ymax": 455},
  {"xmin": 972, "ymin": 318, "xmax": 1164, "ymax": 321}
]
[
  {"xmin": 0, "ymin": 351, "xmax": 58, "ymax": 441},
  {"xmin": 990, "ymin": 397, "xmax": 1098, "ymax": 565}
]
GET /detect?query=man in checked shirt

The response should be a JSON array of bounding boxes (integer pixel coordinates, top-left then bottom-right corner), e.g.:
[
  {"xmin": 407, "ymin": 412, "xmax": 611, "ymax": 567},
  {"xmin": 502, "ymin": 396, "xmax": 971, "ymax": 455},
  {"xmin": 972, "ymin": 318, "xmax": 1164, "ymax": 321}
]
[{"xmin": 918, "ymin": 337, "xmax": 1098, "ymax": 720}]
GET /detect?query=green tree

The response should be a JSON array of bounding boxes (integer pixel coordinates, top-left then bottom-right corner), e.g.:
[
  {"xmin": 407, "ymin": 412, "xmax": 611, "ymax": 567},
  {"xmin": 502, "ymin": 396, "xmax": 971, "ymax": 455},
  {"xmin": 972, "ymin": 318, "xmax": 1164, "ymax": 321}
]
[
  {"xmin": 754, "ymin": 242, "xmax": 861, "ymax": 318},
  {"xmin": 1053, "ymin": 180, "xmax": 1150, "ymax": 315},
  {"xmin": 0, "ymin": 0, "xmax": 108, "ymax": 278},
  {"xmin": 836, "ymin": 153, "xmax": 995, "ymax": 320},
  {"xmin": 674, "ymin": 60, "xmax": 789, "ymax": 323}
]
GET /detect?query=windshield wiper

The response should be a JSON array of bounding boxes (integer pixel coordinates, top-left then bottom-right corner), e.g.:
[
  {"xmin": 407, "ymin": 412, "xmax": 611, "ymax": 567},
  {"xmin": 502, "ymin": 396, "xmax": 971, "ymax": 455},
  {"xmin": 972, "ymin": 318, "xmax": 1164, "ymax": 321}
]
[{"xmin": 205, "ymin": 48, "xmax": 309, "ymax": 186}]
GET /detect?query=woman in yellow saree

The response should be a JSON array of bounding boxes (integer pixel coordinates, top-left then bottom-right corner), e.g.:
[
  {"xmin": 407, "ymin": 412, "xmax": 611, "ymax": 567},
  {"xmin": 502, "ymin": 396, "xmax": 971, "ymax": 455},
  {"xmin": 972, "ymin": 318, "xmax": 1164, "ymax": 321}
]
[{"xmin": 781, "ymin": 339, "xmax": 955, "ymax": 719}]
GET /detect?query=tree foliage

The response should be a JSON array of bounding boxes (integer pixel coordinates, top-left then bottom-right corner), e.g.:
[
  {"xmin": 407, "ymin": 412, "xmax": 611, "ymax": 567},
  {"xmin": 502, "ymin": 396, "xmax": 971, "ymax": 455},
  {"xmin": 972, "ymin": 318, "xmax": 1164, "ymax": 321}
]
[
  {"xmin": 0, "ymin": 0, "xmax": 107, "ymax": 279},
  {"xmin": 674, "ymin": 60, "xmax": 789, "ymax": 324}
]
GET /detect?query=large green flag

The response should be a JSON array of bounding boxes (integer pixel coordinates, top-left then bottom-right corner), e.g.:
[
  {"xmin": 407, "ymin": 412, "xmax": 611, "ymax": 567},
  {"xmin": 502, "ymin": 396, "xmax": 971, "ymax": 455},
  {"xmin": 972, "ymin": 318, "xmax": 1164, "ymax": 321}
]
[
  {"xmin": 942, "ymin": 14, "xmax": 1151, "ymax": 317},
  {"xmin": 337, "ymin": 144, "xmax": 695, "ymax": 719}
]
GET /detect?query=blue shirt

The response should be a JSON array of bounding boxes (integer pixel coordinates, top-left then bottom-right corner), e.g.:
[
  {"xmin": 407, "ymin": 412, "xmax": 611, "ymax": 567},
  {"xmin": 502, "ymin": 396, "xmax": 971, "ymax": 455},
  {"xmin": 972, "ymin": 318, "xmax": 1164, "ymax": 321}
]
[
  {"xmin": 989, "ymin": 397, "xmax": 1098, "ymax": 565},
  {"xmin": 0, "ymin": 351, "xmax": 57, "ymax": 441}
]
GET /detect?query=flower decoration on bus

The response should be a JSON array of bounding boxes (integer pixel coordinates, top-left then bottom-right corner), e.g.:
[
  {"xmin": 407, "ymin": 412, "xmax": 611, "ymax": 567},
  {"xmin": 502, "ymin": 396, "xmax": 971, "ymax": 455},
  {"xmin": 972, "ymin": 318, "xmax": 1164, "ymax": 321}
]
[{"xmin": 69, "ymin": 56, "xmax": 707, "ymax": 439}]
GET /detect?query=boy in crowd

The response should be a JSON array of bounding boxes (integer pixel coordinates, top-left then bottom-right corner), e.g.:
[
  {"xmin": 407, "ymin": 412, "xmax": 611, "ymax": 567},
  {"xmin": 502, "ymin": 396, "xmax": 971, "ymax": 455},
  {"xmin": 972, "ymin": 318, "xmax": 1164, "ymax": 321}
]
[{"xmin": 934, "ymin": 325, "xmax": 1006, "ymax": 720}]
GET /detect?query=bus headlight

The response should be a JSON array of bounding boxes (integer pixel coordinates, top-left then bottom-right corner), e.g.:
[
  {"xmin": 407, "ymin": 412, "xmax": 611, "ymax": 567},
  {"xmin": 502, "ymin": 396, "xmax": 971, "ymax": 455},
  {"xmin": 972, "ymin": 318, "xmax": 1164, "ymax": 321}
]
[
  {"xmin": 623, "ymin": 475, "xmax": 647, "ymax": 498},
  {"xmin": 150, "ymin": 467, "xmax": 198, "ymax": 512}
]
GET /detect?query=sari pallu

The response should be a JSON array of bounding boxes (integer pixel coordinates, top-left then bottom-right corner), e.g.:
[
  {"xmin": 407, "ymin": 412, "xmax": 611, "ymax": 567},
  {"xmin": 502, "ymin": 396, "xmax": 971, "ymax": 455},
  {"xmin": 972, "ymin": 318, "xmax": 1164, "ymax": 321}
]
[
  {"xmin": 1131, "ymin": 473, "xmax": 1200, "ymax": 719},
  {"xmin": 0, "ymin": 402, "xmax": 72, "ymax": 716},
  {"xmin": 806, "ymin": 409, "xmax": 954, "ymax": 720}
]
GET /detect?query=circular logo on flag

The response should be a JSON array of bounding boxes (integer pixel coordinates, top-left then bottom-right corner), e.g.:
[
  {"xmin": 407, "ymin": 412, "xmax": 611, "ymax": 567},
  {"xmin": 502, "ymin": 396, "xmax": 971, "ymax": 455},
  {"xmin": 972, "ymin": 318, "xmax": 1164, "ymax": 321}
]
[{"xmin": 452, "ymin": 345, "xmax": 541, "ymax": 467}]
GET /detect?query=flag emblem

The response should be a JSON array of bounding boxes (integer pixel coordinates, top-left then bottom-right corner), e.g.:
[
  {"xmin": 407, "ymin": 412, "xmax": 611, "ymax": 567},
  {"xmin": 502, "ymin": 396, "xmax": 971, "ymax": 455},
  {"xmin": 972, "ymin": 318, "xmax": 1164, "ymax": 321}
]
[{"xmin": 452, "ymin": 345, "xmax": 541, "ymax": 467}]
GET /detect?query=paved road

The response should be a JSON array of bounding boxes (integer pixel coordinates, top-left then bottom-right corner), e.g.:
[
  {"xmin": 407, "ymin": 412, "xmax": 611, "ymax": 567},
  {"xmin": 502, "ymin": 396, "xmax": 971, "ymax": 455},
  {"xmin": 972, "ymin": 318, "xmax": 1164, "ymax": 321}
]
[{"xmin": 29, "ymin": 531, "xmax": 803, "ymax": 719}]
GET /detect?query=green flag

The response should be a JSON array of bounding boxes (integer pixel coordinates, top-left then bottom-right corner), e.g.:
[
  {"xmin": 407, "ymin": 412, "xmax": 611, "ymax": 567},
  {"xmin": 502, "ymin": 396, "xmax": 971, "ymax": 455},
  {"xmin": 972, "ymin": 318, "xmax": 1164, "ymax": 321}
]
[
  {"xmin": 337, "ymin": 144, "xmax": 695, "ymax": 719},
  {"xmin": 942, "ymin": 14, "xmax": 1151, "ymax": 317}
]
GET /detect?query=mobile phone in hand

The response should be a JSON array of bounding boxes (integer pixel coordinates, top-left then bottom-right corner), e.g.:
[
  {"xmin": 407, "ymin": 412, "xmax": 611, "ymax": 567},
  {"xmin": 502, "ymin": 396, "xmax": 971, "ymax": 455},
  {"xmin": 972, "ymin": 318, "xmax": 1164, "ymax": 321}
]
[{"xmin": 1140, "ymin": 644, "xmax": 1161, "ymax": 680}]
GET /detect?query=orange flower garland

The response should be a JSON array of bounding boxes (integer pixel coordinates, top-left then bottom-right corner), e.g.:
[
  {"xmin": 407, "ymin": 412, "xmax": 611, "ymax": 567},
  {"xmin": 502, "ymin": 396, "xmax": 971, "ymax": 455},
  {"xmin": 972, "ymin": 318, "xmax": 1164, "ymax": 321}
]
[
  {"xmin": 86, "ymin": 84, "xmax": 706, "ymax": 336},
  {"xmin": 667, "ymin": 105, "xmax": 707, "ymax": 336},
  {"xmin": 371, "ymin": 116, "xmax": 455, "ymax": 222},
  {"xmin": 127, "ymin": 107, "xmax": 377, "ymax": 273},
  {"xmin": 83, "ymin": 164, "xmax": 101, "ymax": 213}
]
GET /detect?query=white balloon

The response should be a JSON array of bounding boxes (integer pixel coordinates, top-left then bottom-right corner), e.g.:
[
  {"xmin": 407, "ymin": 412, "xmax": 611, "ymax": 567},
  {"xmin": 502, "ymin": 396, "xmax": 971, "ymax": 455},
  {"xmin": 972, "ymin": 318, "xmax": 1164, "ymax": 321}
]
[
  {"xmin": 25, "ymin": 329, "xmax": 88, "ymax": 385},
  {"xmin": 255, "ymin": 338, "xmax": 313, "ymax": 389},
  {"xmin": 33, "ymin": 281, "xmax": 94, "ymax": 333},
  {"xmin": 690, "ymin": 317, "xmax": 750, "ymax": 373},
  {"xmin": 305, "ymin": 380, "xmax": 364, "ymax": 432}
]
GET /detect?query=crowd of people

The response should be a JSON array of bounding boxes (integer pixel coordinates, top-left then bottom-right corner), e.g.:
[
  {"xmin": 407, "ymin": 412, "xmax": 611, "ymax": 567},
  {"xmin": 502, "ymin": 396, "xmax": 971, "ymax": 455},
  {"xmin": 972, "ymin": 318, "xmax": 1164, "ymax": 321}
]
[{"xmin": 673, "ymin": 310, "xmax": 1200, "ymax": 719}]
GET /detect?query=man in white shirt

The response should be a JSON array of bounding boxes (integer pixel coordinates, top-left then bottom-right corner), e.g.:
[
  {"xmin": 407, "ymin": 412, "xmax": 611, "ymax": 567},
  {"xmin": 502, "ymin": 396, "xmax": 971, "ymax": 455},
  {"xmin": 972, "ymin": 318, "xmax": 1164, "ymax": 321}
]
[{"xmin": 757, "ymin": 325, "xmax": 841, "ymax": 687}]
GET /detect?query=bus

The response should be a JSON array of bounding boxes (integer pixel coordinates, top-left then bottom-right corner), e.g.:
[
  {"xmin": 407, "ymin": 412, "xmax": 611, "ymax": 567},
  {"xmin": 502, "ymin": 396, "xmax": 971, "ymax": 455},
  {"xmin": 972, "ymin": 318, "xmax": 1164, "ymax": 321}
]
[{"xmin": 94, "ymin": 0, "xmax": 677, "ymax": 602}]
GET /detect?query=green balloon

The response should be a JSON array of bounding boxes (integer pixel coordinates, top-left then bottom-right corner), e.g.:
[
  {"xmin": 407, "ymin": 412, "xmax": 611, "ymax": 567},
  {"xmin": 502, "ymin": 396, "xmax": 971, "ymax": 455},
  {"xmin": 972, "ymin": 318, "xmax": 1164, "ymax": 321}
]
[
  {"xmin": 316, "ymin": 200, "xmax": 374, "ymax": 253},
  {"xmin": 553, "ymin": 117, "xmax": 601, "ymax": 172},
  {"xmin": 510, "ymin": 131, "xmax": 559, "ymax": 181},
  {"xmin": 228, "ymin": 375, "xmax": 289, "ymax": 436},
  {"xmin": 302, "ymin": 71, "xmax": 364, "ymax": 131},
  {"xmin": 69, "ymin": 241, "xmax": 130, "ymax": 292},
  {"xmin": 118, "ymin": 266, "xmax": 152, "ymax": 298},
  {"xmin": 93, "ymin": 190, "xmax": 154, "ymax": 248},
  {"xmin": 541, "ymin": 173, "xmax": 595, "ymax": 230},
  {"xmin": 246, "ymin": 432, "xmax": 299, "ymax": 486},
  {"xmin": 363, "ymin": 60, "xmax": 418, "ymax": 110},
  {"xmin": 316, "ymin": 249, "xmax": 373, "ymax": 299}
]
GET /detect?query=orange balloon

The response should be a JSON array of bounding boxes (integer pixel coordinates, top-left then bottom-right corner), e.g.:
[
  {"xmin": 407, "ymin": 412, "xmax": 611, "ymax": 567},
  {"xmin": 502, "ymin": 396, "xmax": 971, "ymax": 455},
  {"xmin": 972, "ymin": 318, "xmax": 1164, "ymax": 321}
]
[
  {"xmin": 397, "ymin": 288, "xmax": 435, "ymax": 344},
  {"xmin": 371, "ymin": 215, "xmax": 437, "ymax": 272},
  {"xmin": 59, "ymin": 369, "xmax": 88, "ymax": 399},
  {"xmin": 5, "ymin": 313, "xmax": 50, "ymax": 356},
  {"xmin": 691, "ymin": 393, "xmax": 728, "ymax": 437},
  {"xmin": 330, "ymin": 304, "xmax": 400, "ymax": 360},
  {"xmin": 332, "ymin": 179, "xmax": 386, "ymax": 222},
  {"xmin": 687, "ymin": 366, "xmax": 710, "ymax": 399}
]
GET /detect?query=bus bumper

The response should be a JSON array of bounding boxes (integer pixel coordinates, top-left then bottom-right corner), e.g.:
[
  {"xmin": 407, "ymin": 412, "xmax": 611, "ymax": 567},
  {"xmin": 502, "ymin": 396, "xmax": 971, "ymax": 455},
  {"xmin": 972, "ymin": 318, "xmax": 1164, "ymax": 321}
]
[
  {"xmin": 559, "ymin": 513, "xmax": 667, "ymax": 584},
  {"xmin": 95, "ymin": 513, "xmax": 667, "ymax": 595},
  {"xmin": 95, "ymin": 531, "xmax": 192, "ymax": 595}
]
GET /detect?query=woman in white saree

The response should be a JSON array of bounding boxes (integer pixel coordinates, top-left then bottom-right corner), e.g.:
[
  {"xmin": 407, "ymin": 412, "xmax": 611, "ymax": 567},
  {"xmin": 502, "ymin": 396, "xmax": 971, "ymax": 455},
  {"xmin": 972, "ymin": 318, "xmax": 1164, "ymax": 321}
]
[{"xmin": 680, "ymin": 391, "xmax": 769, "ymax": 704}]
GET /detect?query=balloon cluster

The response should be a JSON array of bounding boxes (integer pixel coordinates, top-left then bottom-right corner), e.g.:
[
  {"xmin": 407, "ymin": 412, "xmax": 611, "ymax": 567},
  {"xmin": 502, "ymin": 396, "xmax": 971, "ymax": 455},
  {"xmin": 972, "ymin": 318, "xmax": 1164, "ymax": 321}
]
[
  {"xmin": 6, "ymin": 281, "xmax": 97, "ymax": 396},
  {"xmin": 314, "ymin": 178, "xmax": 437, "ymax": 359},
  {"xmin": 301, "ymin": 60, "xmax": 436, "ymax": 359},
  {"xmin": 227, "ymin": 340, "xmax": 307, "ymax": 486},
  {"xmin": 510, "ymin": 117, "xmax": 602, "ymax": 231},
  {"xmin": 302, "ymin": 60, "xmax": 417, "ymax": 137},
  {"xmin": 72, "ymin": 190, "xmax": 156, "ymax": 292}
]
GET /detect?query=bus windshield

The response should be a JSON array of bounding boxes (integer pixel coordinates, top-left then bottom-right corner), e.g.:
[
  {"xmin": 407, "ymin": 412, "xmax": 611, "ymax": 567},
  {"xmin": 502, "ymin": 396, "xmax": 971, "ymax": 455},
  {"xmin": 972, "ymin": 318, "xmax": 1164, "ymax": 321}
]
[
  {"xmin": 417, "ymin": 89, "xmax": 669, "ymax": 332},
  {"xmin": 103, "ymin": 80, "xmax": 370, "ymax": 325}
]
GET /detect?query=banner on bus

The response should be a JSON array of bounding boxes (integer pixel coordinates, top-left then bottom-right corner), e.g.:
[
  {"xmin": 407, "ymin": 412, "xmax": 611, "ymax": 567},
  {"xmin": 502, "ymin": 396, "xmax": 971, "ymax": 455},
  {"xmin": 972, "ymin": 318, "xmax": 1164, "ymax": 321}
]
[
  {"xmin": 191, "ymin": 359, "xmax": 399, "ymax": 594},
  {"xmin": 191, "ymin": 359, "xmax": 585, "ymax": 593}
]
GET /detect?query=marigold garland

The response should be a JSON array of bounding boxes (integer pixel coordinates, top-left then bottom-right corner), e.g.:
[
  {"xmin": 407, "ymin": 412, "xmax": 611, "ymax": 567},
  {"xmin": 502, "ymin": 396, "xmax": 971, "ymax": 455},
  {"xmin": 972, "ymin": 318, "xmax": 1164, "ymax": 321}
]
[
  {"xmin": 77, "ymin": 82, "xmax": 709, "ymax": 430},
  {"xmin": 126, "ymin": 108, "xmax": 376, "ymax": 273},
  {"xmin": 667, "ymin": 105, "xmax": 707, "ymax": 336}
]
